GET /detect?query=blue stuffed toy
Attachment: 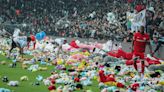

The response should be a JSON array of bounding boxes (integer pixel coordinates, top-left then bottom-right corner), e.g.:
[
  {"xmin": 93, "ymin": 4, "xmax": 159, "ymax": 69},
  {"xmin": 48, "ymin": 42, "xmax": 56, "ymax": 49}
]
[
  {"xmin": 0, "ymin": 88, "xmax": 11, "ymax": 92},
  {"xmin": 36, "ymin": 75, "xmax": 43, "ymax": 81}
]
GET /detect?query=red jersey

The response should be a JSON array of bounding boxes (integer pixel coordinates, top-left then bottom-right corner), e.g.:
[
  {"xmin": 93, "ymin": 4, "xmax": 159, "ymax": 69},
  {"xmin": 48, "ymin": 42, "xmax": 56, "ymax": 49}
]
[{"xmin": 133, "ymin": 32, "xmax": 150, "ymax": 53}]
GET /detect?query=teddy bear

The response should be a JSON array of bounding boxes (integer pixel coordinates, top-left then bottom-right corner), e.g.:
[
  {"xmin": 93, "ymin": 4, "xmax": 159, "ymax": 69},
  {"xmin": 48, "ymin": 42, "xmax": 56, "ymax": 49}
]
[
  {"xmin": 7, "ymin": 81, "xmax": 19, "ymax": 86},
  {"xmin": 20, "ymin": 76, "xmax": 28, "ymax": 81}
]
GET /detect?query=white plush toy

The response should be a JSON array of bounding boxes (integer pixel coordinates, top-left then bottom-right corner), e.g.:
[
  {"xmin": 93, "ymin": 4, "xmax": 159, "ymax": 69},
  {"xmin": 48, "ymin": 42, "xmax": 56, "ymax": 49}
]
[
  {"xmin": 7, "ymin": 81, "xmax": 19, "ymax": 86},
  {"xmin": 23, "ymin": 60, "xmax": 33, "ymax": 65},
  {"xmin": 28, "ymin": 64, "xmax": 39, "ymax": 71},
  {"xmin": 20, "ymin": 76, "xmax": 28, "ymax": 81},
  {"xmin": 62, "ymin": 85, "xmax": 69, "ymax": 92},
  {"xmin": 43, "ymin": 79, "xmax": 51, "ymax": 86},
  {"xmin": 101, "ymin": 88, "xmax": 108, "ymax": 92}
]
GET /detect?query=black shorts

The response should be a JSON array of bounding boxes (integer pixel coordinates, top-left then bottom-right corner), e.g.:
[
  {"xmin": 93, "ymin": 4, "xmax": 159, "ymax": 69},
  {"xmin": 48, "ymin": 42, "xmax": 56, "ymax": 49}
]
[{"xmin": 11, "ymin": 39, "xmax": 21, "ymax": 48}]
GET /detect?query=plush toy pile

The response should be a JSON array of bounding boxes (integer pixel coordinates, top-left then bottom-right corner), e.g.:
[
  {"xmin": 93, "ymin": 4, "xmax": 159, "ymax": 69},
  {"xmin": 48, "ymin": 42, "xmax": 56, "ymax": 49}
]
[{"xmin": 0, "ymin": 37, "xmax": 164, "ymax": 92}]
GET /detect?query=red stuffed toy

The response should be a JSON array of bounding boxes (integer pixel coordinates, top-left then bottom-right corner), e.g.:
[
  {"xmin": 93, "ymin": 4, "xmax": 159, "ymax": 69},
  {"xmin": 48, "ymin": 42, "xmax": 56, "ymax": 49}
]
[
  {"xmin": 131, "ymin": 83, "xmax": 139, "ymax": 91},
  {"xmin": 51, "ymin": 80, "xmax": 55, "ymax": 85},
  {"xmin": 48, "ymin": 85, "xmax": 56, "ymax": 91},
  {"xmin": 70, "ymin": 40, "xmax": 79, "ymax": 48},
  {"xmin": 74, "ymin": 77, "xmax": 80, "ymax": 82},
  {"xmin": 99, "ymin": 70, "xmax": 116, "ymax": 83},
  {"xmin": 117, "ymin": 82, "xmax": 125, "ymax": 88}
]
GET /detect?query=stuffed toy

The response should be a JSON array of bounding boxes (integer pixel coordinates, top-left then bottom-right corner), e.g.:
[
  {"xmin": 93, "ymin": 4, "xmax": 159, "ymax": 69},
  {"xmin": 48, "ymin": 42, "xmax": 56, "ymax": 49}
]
[
  {"xmin": 57, "ymin": 58, "xmax": 64, "ymax": 65},
  {"xmin": 43, "ymin": 79, "xmax": 51, "ymax": 86},
  {"xmin": 0, "ymin": 88, "xmax": 11, "ymax": 92},
  {"xmin": 78, "ymin": 60, "xmax": 88, "ymax": 69},
  {"xmin": 87, "ymin": 70, "xmax": 96, "ymax": 79},
  {"xmin": 130, "ymin": 83, "xmax": 139, "ymax": 91},
  {"xmin": 23, "ymin": 60, "xmax": 34, "ymax": 65},
  {"xmin": 99, "ymin": 82, "xmax": 105, "ymax": 89},
  {"xmin": 149, "ymin": 71, "xmax": 161, "ymax": 78},
  {"xmin": 62, "ymin": 85, "xmax": 69, "ymax": 92},
  {"xmin": 74, "ymin": 77, "xmax": 80, "ymax": 82},
  {"xmin": 0, "ymin": 61, "xmax": 6, "ymax": 65},
  {"xmin": 104, "ymin": 62, "xmax": 111, "ymax": 68},
  {"xmin": 48, "ymin": 85, "xmax": 56, "ymax": 92},
  {"xmin": 106, "ymin": 86, "xmax": 117, "ymax": 92},
  {"xmin": 101, "ymin": 88, "xmax": 108, "ymax": 92},
  {"xmin": 115, "ymin": 66, "xmax": 121, "ymax": 73},
  {"xmin": 69, "ymin": 71, "xmax": 78, "ymax": 76},
  {"xmin": 86, "ymin": 90, "xmax": 93, "ymax": 92},
  {"xmin": 28, "ymin": 64, "xmax": 39, "ymax": 72},
  {"xmin": 2, "ymin": 76, "xmax": 8, "ymax": 82},
  {"xmin": 7, "ymin": 81, "xmax": 19, "ymax": 86},
  {"xmin": 158, "ymin": 81, "xmax": 164, "ymax": 85},
  {"xmin": 56, "ymin": 65, "xmax": 66, "ymax": 70},
  {"xmin": 36, "ymin": 75, "xmax": 43, "ymax": 81},
  {"xmin": 104, "ymin": 81, "xmax": 117, "ymax": 86},
  {"xmin": 70, "ymin": 40, "xmax": 79, "ymax": 49},
  {"xmin": 153, "ymin": 85, "xmax": 164, "ymax": 92},
  {"xmin": 57, "ymin": 86, "xmax": 62, "ymax": 92},
  {"xmin": 40, "ymin": 60, "xmax": 47, "ymax": 65},
  {"xmin": 132, "ymin": 75, "xmax": 140, "ymax": 81},
  {"xmin": 116, "ymin": 82, "xmax": 125, "ymax": 88},
  {"xmin": 20, "ymin": 76, "xmax": 28, "ymax": 81},
  {"xmin": 148, "ymin": 65, "xmax": 164, "ymax": 72},
  {"xmin": 55, "ymin": 78, "xmax": 64, "ymax": 84},
  {"xmin": 67, "ymin": 82, "xmax": 76, "ymax": 91},
  {"xmin": 39, "ymin": 67, "xmax": 48, "ymax": 71},
  {"xmin": 103, "ymin": 56, "xmax": 119, "ymax": 63},
  {"xmin": 81, "ymin": 77, "xmax": 92, "ymax": 86},
  {"xmin": 32, "ymin": 81, "xmax": 40, "ymax": 86},
  {"xmin": 22, "ymin": 64, "xmax": 28, "ymax": 69},
  {"xmin": 50, "ymin": 79, "xmax": 55, "ymax": 85},
  {"xmin": 99, "ymin": 70, "xmax": 116, "ymax": 83},
  {"xmin": 76, "ymin": 84, "xmax": 83, "ymax": 90},
  {"xmin": 49, "ymin": 74, "xmax": 59, "ymax": 80}
]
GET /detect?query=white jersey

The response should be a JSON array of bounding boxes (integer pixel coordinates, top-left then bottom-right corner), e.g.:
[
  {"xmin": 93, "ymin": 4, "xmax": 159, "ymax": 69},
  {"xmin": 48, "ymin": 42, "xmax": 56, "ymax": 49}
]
[
  {"xmin": 13, "ymin": 28, "xmax": 21, "ymax": 37},
  {"xmin": 54, "ymin": 38, "xmax": 66, "ymax": 46},
  {"xmin": 13, "ymin": 36, "xmax": 27, "ymax": 48}
]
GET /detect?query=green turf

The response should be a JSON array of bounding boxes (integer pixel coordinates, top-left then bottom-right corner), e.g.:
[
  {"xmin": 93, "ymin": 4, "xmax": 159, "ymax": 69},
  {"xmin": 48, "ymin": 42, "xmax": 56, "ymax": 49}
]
[{"xmin": 0, "ymin": 55, "xmax": 100, "ymax": 92}]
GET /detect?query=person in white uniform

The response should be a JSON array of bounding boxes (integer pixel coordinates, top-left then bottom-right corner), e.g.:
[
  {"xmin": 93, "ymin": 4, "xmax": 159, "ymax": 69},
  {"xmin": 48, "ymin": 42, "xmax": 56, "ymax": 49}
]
[
  {"xmin": 9, "ymin": 36, "xmax": 35, "ymax": 57},
  {"xmin": 54, "ymin": 38, "xmax": 67, "ymax": 55},
  {"xmin": 12, "ymin": 28, "xmax": 24, "ymax": 41}
]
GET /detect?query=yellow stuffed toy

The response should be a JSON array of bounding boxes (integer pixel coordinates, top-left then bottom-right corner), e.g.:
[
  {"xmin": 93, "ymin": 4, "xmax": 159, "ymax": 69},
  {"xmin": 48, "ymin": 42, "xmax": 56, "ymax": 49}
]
[
  {"xmin": 22, "ymin": 64, "xmax": 28, "ymax": 69},
  {"xmin": 158, "ymin": 81, "xmax": 164, "ymax": 85},
  {"xmin": 39, "ymin": 67, "xmax": 48, "ymax": 71},
  {"xmin": 104, "ymin": 81, "xmax": 117, "ymax": 86},
  {"xmin": 130, "ymin": 72, "xmax": 135, "ymax": 78},
  {"xmin": 57, "ymin": 58, "xmax": 63, "ymax": 65},
  {"xmin": 0, "ymin": 61, "xmax": 6, "ymax": 65},
  {"xmin": 83, "ymin": 51, "xmax": 90, "ymax": 56},
  {"xmin": 78, "ymin": 60, "xmax": 87, "ymax": 69}
]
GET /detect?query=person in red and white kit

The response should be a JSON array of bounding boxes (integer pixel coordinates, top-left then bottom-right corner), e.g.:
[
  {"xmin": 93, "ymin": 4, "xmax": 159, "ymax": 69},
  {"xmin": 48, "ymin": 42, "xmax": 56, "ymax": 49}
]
[{"xmin": 132, "ymin": 26, "xmax": 152, "ymax": 78}]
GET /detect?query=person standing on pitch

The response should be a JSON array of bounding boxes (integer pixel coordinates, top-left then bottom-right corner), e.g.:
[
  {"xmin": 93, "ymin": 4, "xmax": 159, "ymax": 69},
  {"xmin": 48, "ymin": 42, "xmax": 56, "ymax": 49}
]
[{"xmin": 132, "ymin": 26, "xmax": 152, "ymax": 79}]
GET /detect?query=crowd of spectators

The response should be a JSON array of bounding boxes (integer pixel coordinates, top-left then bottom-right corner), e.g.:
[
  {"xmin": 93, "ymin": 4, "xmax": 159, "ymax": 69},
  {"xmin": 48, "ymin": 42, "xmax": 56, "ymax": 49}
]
[{"xmin": 0, "ymin": 0, "xmax": 163, "ymax": 42}]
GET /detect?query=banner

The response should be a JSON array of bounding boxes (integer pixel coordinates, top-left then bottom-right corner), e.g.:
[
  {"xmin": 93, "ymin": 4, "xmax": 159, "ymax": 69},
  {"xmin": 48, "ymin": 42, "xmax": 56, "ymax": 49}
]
[
  {"xmin": 126, "ymin": 12, "xmax": 136, "ymax": 22},
  {"xmin": 127, "ymin": 10, "xmax": 146, "ymax": 32},
  {"xmin": 133, "ymin": 9, "xmax": 146, "ymax": 26}
]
